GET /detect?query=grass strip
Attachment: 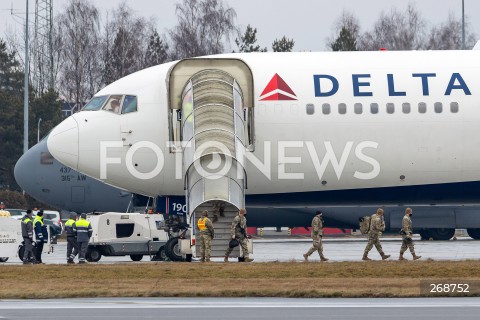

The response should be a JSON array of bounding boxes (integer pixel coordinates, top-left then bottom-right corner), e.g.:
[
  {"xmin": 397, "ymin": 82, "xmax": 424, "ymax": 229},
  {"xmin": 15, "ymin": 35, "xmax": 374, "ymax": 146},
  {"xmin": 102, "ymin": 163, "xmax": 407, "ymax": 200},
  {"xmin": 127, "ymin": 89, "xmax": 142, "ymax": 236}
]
[{"xmin": 1, "ymin": 260, "xmax": 479, "ymax": 298}]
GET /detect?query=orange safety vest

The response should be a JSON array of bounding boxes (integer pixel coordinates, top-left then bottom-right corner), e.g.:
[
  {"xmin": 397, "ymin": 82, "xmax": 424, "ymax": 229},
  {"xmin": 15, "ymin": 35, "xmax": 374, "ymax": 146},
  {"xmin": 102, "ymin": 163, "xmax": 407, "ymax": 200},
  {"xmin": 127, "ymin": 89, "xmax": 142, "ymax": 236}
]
[{"xmin": 198, "ymin": 217, "xmax": 207, "ymax": 231}]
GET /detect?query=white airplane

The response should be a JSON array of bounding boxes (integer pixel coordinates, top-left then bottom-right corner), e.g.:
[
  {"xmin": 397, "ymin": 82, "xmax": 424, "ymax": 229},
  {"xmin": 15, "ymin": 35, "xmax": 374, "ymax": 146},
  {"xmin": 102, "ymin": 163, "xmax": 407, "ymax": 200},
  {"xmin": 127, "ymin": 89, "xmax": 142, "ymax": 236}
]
[{"xmin": 46, "ymin": 50, "xmax": 480, "ymax": 246}]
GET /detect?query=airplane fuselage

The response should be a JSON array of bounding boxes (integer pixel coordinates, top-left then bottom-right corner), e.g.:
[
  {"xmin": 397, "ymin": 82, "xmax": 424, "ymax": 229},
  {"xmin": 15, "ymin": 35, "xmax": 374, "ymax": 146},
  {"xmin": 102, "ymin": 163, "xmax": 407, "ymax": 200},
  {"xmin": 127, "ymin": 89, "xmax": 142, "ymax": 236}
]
[{"xmin": 47, "ymin": 51, "xmax": 480, "ymax": 206}]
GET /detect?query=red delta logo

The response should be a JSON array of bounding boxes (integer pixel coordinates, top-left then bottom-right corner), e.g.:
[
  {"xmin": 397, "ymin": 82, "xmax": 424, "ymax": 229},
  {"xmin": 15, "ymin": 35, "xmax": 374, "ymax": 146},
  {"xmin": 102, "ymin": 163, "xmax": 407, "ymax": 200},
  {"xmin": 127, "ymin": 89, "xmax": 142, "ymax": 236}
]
[{"xmin": 259, "ymin": 73, "xmax": 297, "ymax": 101}]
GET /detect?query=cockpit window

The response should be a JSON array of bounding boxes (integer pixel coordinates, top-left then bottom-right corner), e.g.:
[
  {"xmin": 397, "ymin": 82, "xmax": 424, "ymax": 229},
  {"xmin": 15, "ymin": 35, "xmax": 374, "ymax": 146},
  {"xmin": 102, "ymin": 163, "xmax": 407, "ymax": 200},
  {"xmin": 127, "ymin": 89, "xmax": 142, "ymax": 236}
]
[
  {"xmin": 40, "ymin": 152, "xmax": 54, "ymax": 165},
  {"xmin": 82, "ymin": 96, "xmax": 108, "ymax": 111},
  {"xmin": 122, "ymin": 95, "xmax": 137, "ymax": 114},
  {"xmin": 103, "ymin": 95, "xmax": 123, "ymax": 114},
  {"xmin": 82, "ymin": 94, "xmax": 137, "ymax": 114}
]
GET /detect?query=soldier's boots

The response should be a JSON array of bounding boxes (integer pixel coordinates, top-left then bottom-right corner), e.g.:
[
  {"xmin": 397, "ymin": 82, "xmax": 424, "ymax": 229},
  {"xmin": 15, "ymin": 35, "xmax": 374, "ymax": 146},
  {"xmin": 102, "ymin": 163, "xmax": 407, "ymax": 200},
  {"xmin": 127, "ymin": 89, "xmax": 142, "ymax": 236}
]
[
  {"xmin": 381, "ymin": 254, "xmax": 391, "ymax": 260},
  {"xmin": 413, "ymin": 254, "xmax": 422, "ymax": 260},
  {"xmin": 78, "ymin": 261, "xmax": 86, "ymax": 264},
  {"xmin": 362, "ymin": 254, "xmax": 372, "ymax": 261},
  {"xmin": 67, "ymin": 259, "xmax": 75, "ymax": 264},
  {"xmin": 224, "ymin": 257, "xmax": 229, "ymax": 263},
  {"xmin": 303, "ymin": 253, "xmax": 309, "ymax": 262},
  {"xmin": 399, "ymin": 254, "xmax": 407, "ymax": 261},
  {"xmin": 320, "ymin": 256, "xmax": 329, "ymax": 262},
  {"xmin": 244, "ymin": 257, "xmax": 254, "ymax": 262},
  {"xmin": 23, "ymin": 260, "xmax": 32, "ymax": 265}
]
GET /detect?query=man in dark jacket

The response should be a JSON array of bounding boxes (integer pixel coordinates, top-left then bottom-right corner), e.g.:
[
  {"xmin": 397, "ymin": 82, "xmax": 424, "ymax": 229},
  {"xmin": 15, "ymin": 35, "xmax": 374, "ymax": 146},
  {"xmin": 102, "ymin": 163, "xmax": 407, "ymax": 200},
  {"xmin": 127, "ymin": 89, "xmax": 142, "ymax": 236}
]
[
  {"xmin": 64, "ymin": 213, "xmax": 79, "ymax": 264},
  {"xmin": 21, "ymin": 210, "xmax": 36, "ymax": 264},
  {"xmin": 73, "ymin": 213, "xmax": 92, "ymax": 264},
  {"xmin": 33, "ymin": 209, "xmax": 48, "ymax": 264}
]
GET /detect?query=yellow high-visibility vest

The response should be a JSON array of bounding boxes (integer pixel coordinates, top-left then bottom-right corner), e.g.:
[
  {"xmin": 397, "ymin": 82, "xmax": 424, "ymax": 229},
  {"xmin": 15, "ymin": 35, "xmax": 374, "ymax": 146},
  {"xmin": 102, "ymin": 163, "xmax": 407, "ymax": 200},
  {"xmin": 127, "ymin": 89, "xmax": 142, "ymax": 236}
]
[
  {"xmin": 34, "ymin": 216, "xmax": 44, "ymax": 227},
  {"xmin": 198, "ymin": 217, "xmax": 207, "ymax": 231},
  {"xmin": 0, "ymin": 210, "xmax": 10, "ymax": 217}
]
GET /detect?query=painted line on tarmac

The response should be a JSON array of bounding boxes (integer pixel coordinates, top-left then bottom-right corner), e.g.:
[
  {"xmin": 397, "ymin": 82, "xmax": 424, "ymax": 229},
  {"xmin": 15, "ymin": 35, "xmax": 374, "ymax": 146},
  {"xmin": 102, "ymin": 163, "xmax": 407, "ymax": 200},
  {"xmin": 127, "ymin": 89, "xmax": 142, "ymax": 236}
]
[{"xmin": 1, "ymin": 299, "xmax": 480, "ymax": 309}]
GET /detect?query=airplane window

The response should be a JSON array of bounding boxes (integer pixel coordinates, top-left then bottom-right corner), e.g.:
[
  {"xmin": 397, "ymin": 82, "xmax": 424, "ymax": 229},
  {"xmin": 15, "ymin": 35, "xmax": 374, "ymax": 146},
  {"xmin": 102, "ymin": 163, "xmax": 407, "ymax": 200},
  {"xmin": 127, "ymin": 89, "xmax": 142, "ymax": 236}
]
[
  {"xmin": 434, "ymin": 102, "xmax": 443, "ymax": 113},
  {"xmin": 82, "ymin": 96, "xmax": 108, "ymax": 111},
  {"xmin": 450, "ymin": 102, "xmax": 459, "ymax": 113},
  {"xmin": 338, "ymin": 103, "xmax": 347, "ymax": 114},
  {"xmin": 354, "ymin": 103, "xmax": 362, "ymax": 114},
  {"xmin": 370, "ymin": 103, "xmax": 379, "ymax": 114},
  {"xmin": 103, "ymin": 95, "xmax": 123, "ymax": 114},
  {"xmin": 306, "ymin": 104, "xmax": 315, "ymax": 115},
  {"xmin": 418, "ymin": 102, "xmax": 427, "ymax": 113},
  {"xmin": 122, "ymin": 95, "xmax": 137, "ymax": 114},
  {"xmin": 40, "ymin": 152, "xmax": 54, "ymax": 165},
  {"xmin": 387, "ymin": 103, "xmax": 395, "ymax": 114},
  {"xmin": 322, "ymin": 103, "xmax": 330, "ymax": 115},
  {"xmin": 402, "ymin": 103, "xmax": 411, "ymax": 114}
]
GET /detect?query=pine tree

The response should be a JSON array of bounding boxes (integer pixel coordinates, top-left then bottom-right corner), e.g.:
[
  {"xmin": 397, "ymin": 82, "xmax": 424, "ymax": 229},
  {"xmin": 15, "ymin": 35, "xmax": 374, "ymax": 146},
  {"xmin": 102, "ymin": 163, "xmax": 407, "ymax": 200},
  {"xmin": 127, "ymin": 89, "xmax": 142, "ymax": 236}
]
[
  {"xmin": 272, "ymin": 36, "xmax": 295, "ymax": 52},
  {"xmin": 144, "ymin": 29, "xmax": 169, "ymax": 68},
  {"xmin": 234, "ymin": 25, "xmax": 267, "ymax": 52},
  {"xmin": 29, "ymin": 89, "xmax": 63, "ymax": 147},
  {"xmin": 0, "ymin": 39, "xmax": 24, "ymax": 189},
  {"xmin": 330, "ymin": 27, "xmax": 358, "ymax": 51},
  {"xmin": 103, "ymin": 27, "xmax": 136, "ymax": 84},
  {"xmin": 0, "ymin": 39, "xmax": 62, "ymax": 190}
]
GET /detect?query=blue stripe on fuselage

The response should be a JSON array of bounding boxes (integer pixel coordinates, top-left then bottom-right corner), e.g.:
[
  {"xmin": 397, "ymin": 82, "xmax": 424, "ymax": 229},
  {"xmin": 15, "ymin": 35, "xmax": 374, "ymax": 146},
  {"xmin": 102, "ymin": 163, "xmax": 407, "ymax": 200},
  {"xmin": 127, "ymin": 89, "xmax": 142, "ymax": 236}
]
[{"xmin": 245, "ymin": 181, "xmax": 480, "ymax": 207}]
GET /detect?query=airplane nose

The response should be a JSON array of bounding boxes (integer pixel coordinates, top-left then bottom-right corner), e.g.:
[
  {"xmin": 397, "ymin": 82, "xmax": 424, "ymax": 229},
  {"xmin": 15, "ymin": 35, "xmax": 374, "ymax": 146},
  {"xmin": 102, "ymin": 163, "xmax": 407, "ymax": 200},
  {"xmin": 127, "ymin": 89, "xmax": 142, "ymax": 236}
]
[
  {"xmin": 14, "ymin": 145, "xmax": 37, "ymax": 192},
  {"xmin": 47, "ymin": 116, "xmax": 79, "ymax": 169}
]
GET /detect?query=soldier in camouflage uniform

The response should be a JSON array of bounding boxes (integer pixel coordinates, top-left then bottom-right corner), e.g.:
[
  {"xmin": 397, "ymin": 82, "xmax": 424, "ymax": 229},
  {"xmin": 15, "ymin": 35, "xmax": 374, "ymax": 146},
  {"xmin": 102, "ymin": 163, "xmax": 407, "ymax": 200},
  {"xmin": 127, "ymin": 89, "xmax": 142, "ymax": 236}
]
[
  {"xmin": 399, "ymin": 208, "xmax": 421, "ymax": 261},
  {"xmin": 197, "ymin": 210, "xmax": 214, "ymax": 262},
  {"xmin": 224, "ymin": 208, "xmax": 253, "ymax": 262},
  {"xmin": 363, "ymin": 208, "xmax": 391, "ymax": 261},
  {"xmin": 303, "ymin": 211, "xmax": 329, "ymax": 262}
]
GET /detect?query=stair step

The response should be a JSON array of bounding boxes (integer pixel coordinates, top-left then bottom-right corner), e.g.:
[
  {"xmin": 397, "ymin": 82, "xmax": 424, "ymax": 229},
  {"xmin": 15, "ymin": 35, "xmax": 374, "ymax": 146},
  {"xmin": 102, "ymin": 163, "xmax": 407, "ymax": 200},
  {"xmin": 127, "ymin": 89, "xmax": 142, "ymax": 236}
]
[{"xmin": 193, "ymin": 202, "xmax": 244, "ymax": 257}]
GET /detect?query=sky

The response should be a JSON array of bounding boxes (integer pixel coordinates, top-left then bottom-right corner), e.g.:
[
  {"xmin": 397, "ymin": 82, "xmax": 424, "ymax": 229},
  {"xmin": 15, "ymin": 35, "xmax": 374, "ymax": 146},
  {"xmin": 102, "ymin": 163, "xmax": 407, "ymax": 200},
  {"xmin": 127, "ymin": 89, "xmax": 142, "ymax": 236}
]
[{"xmin": 0, "ymin": 0, "xmax": 479, "ymax": 51}]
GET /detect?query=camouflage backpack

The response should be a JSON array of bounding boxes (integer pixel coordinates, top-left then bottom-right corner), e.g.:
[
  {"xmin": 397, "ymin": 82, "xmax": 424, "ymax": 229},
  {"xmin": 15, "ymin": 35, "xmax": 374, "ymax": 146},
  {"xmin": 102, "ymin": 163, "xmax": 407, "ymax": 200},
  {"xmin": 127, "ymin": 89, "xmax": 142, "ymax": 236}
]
[{"xmin": 359, "ymin": 215, "xmax": 372, "ymax": 234}]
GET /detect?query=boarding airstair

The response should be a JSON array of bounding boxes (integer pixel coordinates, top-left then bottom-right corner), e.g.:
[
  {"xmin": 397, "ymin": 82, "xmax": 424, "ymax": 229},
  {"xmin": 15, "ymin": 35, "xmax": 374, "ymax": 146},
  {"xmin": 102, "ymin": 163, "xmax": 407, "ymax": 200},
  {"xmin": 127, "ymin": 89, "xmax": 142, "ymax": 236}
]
[{"xmin": 181, "ymin": 70, "xmax": 247, "ymax": 258}]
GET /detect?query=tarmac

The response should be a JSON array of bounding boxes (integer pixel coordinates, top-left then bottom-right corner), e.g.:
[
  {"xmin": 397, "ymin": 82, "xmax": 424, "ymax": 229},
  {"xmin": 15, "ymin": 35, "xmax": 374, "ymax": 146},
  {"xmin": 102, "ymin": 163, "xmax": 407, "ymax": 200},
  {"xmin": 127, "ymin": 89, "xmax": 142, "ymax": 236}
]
[
  {"xmin": 0, "ymin": 297, "xmax": 479, "ymax": 319},
  {"xmin": 1, "ymin": 236, "xmax": 479, "ymax": 264}
]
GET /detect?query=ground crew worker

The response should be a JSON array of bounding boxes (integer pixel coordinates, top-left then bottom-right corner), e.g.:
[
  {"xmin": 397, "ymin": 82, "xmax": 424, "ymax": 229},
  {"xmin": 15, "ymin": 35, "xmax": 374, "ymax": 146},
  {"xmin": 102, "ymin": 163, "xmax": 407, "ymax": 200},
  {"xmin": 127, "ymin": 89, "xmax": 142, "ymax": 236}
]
[
  {"xmin": 224, "ymin": 208, "xmax": 253, "ymax": 263},
  {"xmin": 73, "ymin": 213, "xmax": 92, "ymax": 264},
  {"xmin": 0, "ymin": 202, "xmax": 10, "ymax": 217},
  {"xmin": 303, "ymin": 211, "xmax": 329, "ymax": 262},
  {"xmin": 399, "ymin": 208, "xmax": 422, "ymax": 261},
  {"xmin": 65, "ymin": 213, "xmax": 79, "ymax": 264},
  {"xmin": 21, "ymin": 210, "xmax": 36, "ymax": 264},
  {"xmin": 33, "ymin": 209, "xmax": 48, "ymax": 264},
  {"xmin": 197, "ymin": 210, "xmax": 214, "ymax": 262},
  {"xmin": 363, "ymin": 208, "xmax": 391, "ymax": 261}
]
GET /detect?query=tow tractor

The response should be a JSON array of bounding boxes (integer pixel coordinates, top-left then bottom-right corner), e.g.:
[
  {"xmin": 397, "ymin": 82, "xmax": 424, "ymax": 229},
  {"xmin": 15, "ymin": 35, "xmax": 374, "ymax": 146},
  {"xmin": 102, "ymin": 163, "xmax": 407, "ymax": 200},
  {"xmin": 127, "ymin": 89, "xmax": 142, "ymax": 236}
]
[{"xmin": 85, "ymin": 212, "xmax": 166, "ymax": 262}]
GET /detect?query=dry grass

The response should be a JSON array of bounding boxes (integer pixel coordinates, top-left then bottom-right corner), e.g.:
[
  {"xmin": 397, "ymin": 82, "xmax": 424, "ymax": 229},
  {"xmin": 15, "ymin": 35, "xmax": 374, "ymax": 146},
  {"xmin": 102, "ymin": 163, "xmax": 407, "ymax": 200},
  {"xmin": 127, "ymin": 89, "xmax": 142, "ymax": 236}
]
[{"xmin": 1, "ymin": 261, "xmax": 480, "ymax": 298}]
